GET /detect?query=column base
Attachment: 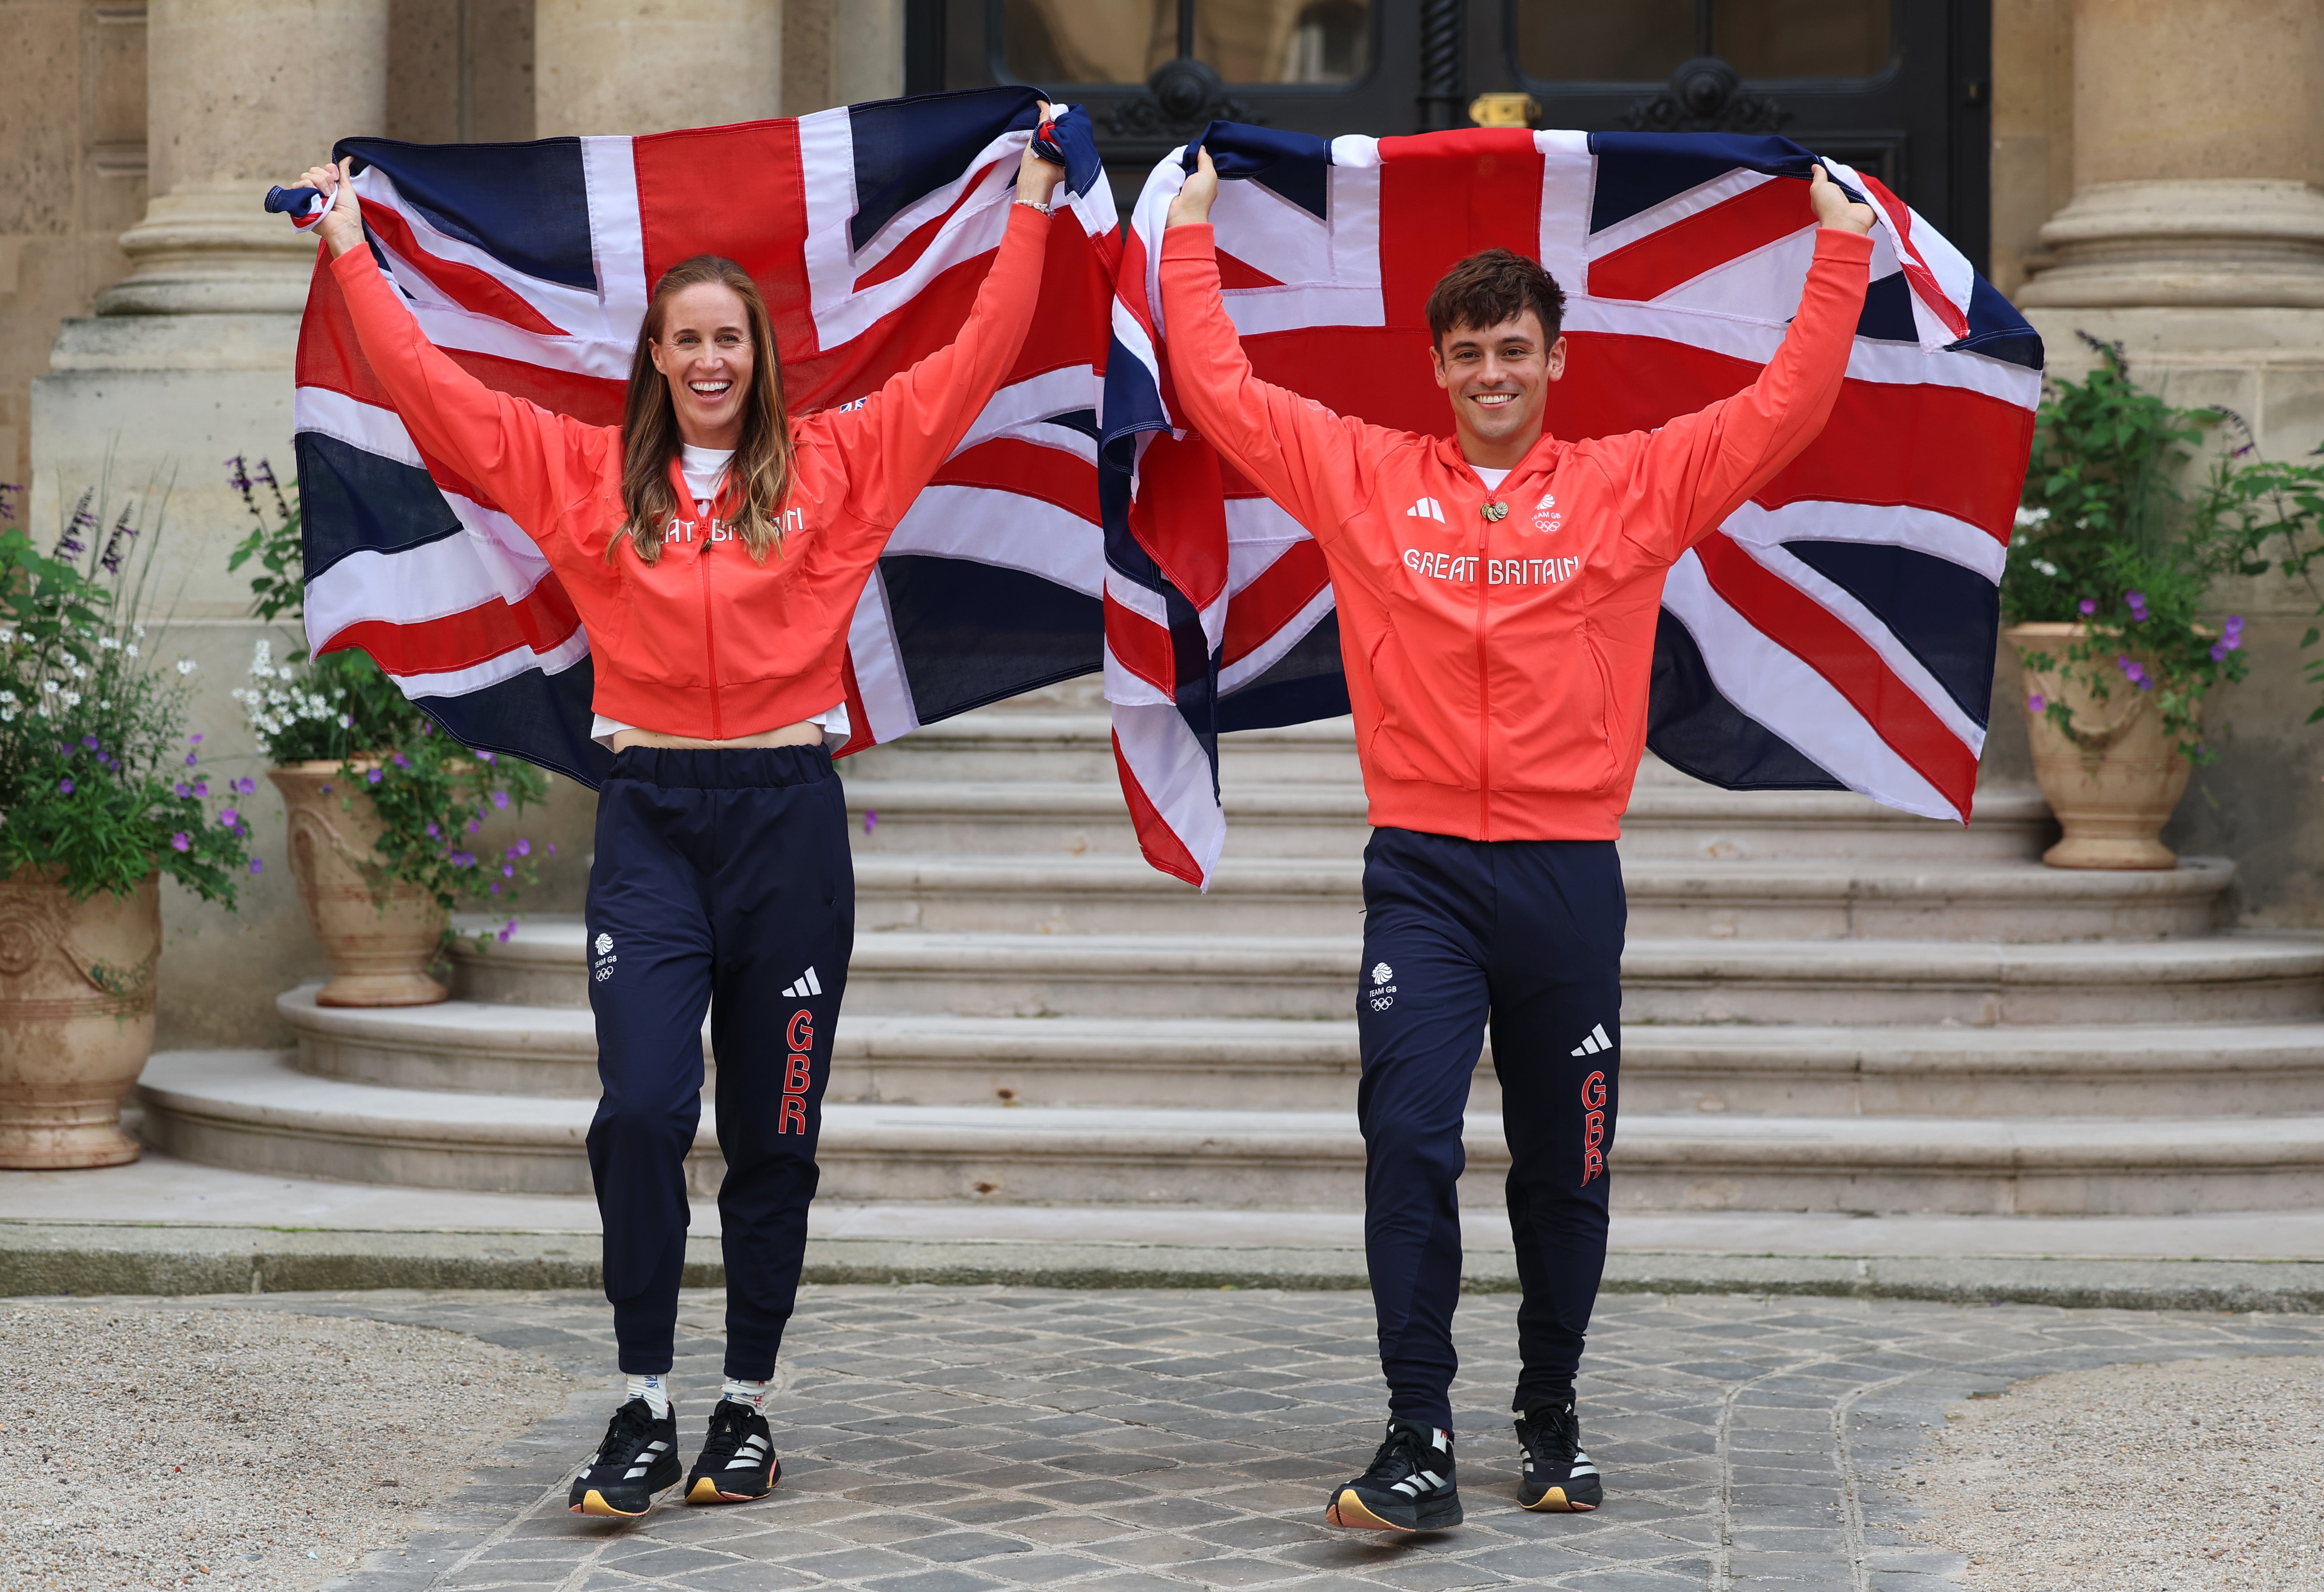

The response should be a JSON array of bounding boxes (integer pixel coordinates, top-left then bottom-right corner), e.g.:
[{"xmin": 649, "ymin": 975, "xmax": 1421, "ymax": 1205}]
[
  {"xmin": 97, "ymin": 188, "xmax": 319, "ymax": 318},
  {"xmin": 2020, "ymin": 180, "xmax": 2324, "ymax": 310}
]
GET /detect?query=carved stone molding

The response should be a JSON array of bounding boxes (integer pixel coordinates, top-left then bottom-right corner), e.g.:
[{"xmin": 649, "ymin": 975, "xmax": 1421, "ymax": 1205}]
[
  {"xmin": 1107, "ymin": 58, "xmax": 1260, "ymax": 141},
  {"xmin": 1622, "ymin": 57, "xmax": 1791, "ymax": 136}
]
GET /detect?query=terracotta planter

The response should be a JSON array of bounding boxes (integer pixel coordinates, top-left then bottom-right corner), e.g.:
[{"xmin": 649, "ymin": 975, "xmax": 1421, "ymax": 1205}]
[
  {"xmin": 0, "ymin": 867, "xmax": 159, "ymax": 1168},
  {"xmin": 270, "ymin": 762, "xmax": 449, "ymax": 1006},
  {"xmin": 2005, "ymin": 622, "xmax": 2192, "ymax": 871}
]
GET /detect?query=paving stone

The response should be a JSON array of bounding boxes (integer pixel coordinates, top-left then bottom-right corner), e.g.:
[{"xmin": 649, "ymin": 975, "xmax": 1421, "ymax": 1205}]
[{"xmin": 178, "ymin": 1282, "xmax": 2324, "ymax": 1592}]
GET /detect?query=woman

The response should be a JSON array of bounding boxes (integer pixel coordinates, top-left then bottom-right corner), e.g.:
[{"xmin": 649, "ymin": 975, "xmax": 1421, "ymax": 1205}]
[{"xmin": 288, "ymin": 117, "xmax": 1065, "ymax": 1519}]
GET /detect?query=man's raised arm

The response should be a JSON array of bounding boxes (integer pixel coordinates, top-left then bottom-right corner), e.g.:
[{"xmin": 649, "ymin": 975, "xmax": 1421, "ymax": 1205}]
[
  {"xmin": 1157, "ymin": 149, "xmax": 1376, "ymax": 542},
  {"xmin": 1603, "ymin": 164, "xmax": 1876, "ymax": 567}
]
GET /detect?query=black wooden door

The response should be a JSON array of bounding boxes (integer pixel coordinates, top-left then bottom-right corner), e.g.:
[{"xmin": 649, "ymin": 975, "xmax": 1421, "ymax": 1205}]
[{"xmin": 907, "ymin": 0, "xmax": 1988, "ymax": 269}]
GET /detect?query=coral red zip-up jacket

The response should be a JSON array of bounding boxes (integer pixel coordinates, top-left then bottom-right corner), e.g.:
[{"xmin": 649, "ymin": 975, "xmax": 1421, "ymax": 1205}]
[
  {"xmin": 1160, "ymin": 223, "xmax": 1873, "ymax": 842},
  {"xmin": 332, "ymin": 205, "xmax": 1051, "ymax": 741}
]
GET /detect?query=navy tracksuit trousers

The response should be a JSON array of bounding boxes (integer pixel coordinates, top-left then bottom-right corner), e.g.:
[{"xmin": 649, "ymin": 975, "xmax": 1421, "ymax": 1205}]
[
  {"xmin": 584, "ymin": 745, "xmax": 853, "ymax": 1381},
  {"xmin": 1356, "ymin": 826, "xmax": 1624, "ymax": 1430}
]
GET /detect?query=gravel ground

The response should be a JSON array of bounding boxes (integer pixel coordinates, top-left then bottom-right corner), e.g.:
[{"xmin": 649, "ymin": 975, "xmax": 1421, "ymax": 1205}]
[
  {"xmin": 0, "ymin": 1303, "xmax": 585, "ymax": 1592},
  {"xmin": 1904, "ymin": 1354, "xmax": 2324, "ymax": 1592}
]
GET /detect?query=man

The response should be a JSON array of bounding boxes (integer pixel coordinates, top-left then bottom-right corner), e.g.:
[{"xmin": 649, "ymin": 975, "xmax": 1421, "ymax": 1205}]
[{"xmin": 1159, "ymin": 148, "xmax": 1874, "ymax": 1532}]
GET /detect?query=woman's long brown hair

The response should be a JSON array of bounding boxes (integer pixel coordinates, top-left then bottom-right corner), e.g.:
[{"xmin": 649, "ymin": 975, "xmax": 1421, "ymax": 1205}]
[{"xmin": 616, "ymin": 255, "xmax": 794, "ymax": 564}]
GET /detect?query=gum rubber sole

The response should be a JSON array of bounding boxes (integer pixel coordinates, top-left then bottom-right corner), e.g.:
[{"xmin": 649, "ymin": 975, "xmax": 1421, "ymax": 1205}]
[
  {"xmin": 1521, "ymin": 1486, "xmax": 1597, "ymax": 1512},
  {"xmin": 1324, "ymin": 1488, "xmax": 1462, "ymax": 1533},
  {"xmin": 685, "ymin": 1463, "xmax": 779, "ymax": 1505},
  {"xmin": 572, "ymin": 1488, "xmax": 656, "ymax": 1519}
]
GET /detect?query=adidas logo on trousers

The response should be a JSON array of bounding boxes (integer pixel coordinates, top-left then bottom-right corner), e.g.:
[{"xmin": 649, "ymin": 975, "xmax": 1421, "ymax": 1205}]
[
  {"xmin": 782, "ymin": 966, "xmax": 822, "ymax": 998},
  {"xmin": 1569, "ymin": 1022, "xmax": 1612, "ymax": 1057}
]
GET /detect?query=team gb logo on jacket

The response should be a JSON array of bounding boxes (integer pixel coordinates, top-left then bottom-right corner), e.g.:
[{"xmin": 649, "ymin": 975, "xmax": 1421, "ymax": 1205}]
[{"xmin": 1530, "ymin": 493, "xmax": 1564, "ymax": 536}]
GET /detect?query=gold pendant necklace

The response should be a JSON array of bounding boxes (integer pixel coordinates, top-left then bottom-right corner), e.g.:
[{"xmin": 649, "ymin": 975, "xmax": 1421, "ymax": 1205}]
[{"xmin": 1482, "ymin": 500, "xmax": 1508, "ymax": 522}]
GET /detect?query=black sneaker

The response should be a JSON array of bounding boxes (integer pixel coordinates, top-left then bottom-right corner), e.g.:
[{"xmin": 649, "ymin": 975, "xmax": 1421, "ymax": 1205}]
[
  {"xmin": 684, "ymin": 1399, "xmax": 781, "ymax": 1504},
  {"xmin": 566, "ymin": 1397, "xmax": 681, "ymax": 1518},
  {"xmin": 1515, "ymin": 1400, "xmax": 1604, "ymax": 1512},
  {"xmin": 1324, "ymin": 1419, "xmax": 1462, "ymax": 1533}
]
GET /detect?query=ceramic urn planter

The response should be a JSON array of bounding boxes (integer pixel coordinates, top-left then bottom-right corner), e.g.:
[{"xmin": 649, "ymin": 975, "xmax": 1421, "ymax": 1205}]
[
  {"xmin": 0, "ymin": 867, "xmax": 160, "ymax": 1168},
  {"xmin": 270, "ymin": 762, "xmax": 449, "ymax": 1006},
  {"xmin": 2005, "ymin": 622, "xmax": 2192, "ymax": 871}
]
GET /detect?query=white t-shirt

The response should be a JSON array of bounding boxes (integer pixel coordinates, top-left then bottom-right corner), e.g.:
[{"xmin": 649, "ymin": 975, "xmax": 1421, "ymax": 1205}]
[
  {"xmin": 1473, "ymin": 466, "xmax": 1510, "ymax": 491},
  {"xmin": 590, "ymin": 444, "xmax": 853, "ymax": 749}
]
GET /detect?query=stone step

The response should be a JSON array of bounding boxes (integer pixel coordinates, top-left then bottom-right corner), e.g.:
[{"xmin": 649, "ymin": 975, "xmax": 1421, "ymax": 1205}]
[
  {"xmin": 850, "ymin": 852, "xmax": 2229, "ymax": 939},
  {"xmin": 452, "ymin": 919, "xmax": 2324, "ymax": 1023},
  {"xmin": 135, "ymin": 1051, "xmax": 2324, "ymax": 1214},
  {"xmin": 277, "ymin": 990, "xmax": 2324, "ymax": 1118},
  {"xmin": 841, "ymin": 776, "xmax": 2054, "ymax": 862},
  {"xmin": 842, "ymin": 712, "xmax": 1365, "ymax": 787}
]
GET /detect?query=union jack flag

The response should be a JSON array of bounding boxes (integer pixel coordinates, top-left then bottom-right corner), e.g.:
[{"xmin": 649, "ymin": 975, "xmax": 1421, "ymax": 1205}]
[
  {"xmin": 1101, "ymin": 125, "xmax": 2042, "ymax": 887},
  {"xmin": 291, "ymin": 88, "xmax": 1118, "ymax": 784}
]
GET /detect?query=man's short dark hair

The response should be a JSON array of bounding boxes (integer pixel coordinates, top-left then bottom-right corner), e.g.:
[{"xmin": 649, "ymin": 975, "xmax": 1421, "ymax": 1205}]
[{"xmin": 1425, "ymin": 249, "xmax": 1567, "ymax": 350}]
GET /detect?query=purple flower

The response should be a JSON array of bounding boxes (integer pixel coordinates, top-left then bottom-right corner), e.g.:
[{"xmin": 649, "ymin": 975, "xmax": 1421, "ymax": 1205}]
[
  {"xmin": 2124, "ymin": 590, "xmax": 2149, "ymax": 622},
  {"xmin": 193, "ymin": 781, "xmax": 208, "ymax": 797},
  {"xmin": 220, "ymin": 808, "xmax": 239, "ymax": 827},
  {"xmin": 185, "ymin": 752, "xmax": 199, "ymax": 767},
  {"xmin": 189, "ymin": 733, "xmax": 202, "ymax": 744},
  {"xmin": 865, "ymin": 811, "xmax": 879, "ymax": 834},
  {"xmin": 2027, "ymin": 694, "xmax": 2047, "ymax": 714},
  {"xmin": 496, "ymin": 919, "xmax": 516, "ymax": 943},
  {"xmin": 170, "ymin": 832, "xmax": 190, "ymax": 852},
  {"xmin": 391, "ymin": 752, "xmax": 410, "ymax": 769},
  {"xmin": 2078, "ymin": 598, "xmax": 2097, "ymax": 617},
  {"xmin": 547, "ymin": 842, "xmax": 556, "ymax": 857},
  {"xmin": 488, "ymin": 881, "xmax": 502, "ymax": 894},
  {"xmin": 79, "ymin": 735, "xmax": 98, "ymax": 751},
  {"xmin": 2224, "ymin": 615, "xmax": 2245, "ymax": 636},
  {"xmin": 366, "ymin": 768, "xmax": 384, "ymax": 785},
  {"xmin": 2210, "ymin": 640, "xmax": 2233, "ymax": 661},
  {"xmin": 425, "ymin": 822, "xmax": 440, "ymax": 839},
  {"xmin": 477, "ymin": 750, "xmax": 495, "ymax": 764},
  {"xmin": 233, "ymin": 776, "xmax": 256, "ymax": 795},
  {"xmin": 511, "ymin": 838, "xmax": 530, "ymax": 857},
  {"xmin": 491, "ymin": 790, "xmax": 509, "ymax": 810},
  {"xmin": 319, "ymin": 784, "xmax": 332, "ymax": 795},
  {"xmin": 466, "ymin": 819, "xmax": 480, "ymax": 835},
  {"xmin": 501, "ymin": 862, "xmax": 515, "ymax": 878},
  {"xmin": 174, "ymin": 782, "xmax": 190, "ymax": 799},
  {"xmin": 56, "ymin": 778, "xmax": 72, "ymax": 795},
  {"xmin": 452, "ymin": 851, "xmax": 476, "ymax": 868},
  {"xmin": 2117, "ymin": 656, "xmax": 2147, "ymax": 685},
  {"xmin": 249, "ymin": 858, "xmax": 263, "ymax": 874}
]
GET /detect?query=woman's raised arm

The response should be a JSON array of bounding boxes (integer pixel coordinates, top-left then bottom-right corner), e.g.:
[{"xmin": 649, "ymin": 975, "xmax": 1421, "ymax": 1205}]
[
  {"xmin": 808, "ymin": 115, "xmax": 1066, "ymax": 535},
  {"xmin": 295, "ymin": 158, "xmax": 611, "ymax": 546}
]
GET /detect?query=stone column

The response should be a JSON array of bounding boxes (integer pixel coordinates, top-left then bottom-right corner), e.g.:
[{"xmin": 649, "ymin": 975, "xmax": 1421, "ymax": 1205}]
[
  {"xmin": 535, "ymin": 0, "xmax": 782, "ymax": 135},
  {"xmin": 2018, "ymin": 0, "xmax": 2324, "ymax": 310},
  {"xmin": 2011, "ymin": 0, "xmax": 2324, "ymax": 932},
  {"xmin": 101, "ymin": 0, "xmax": 389, "ymax": 316},
  {"xmin": 28, "ymin": 0, "xmax": 391, "ymax": 1050}
]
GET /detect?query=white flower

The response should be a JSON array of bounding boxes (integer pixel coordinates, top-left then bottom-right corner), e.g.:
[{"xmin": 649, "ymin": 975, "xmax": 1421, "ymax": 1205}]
[
  {"xmin": 123, "ymin": 644, "xmax": 137, "ymax": 658},
  {"xmin": 97, "ymin": 635, "xmax": 118, "ymax": 651},
  {"xmin": 97, "ymin": 699, "xmax": 110, "ymax": 709},
  {"xmin": 34, "ymin": 703, "xmax": 50, "ymax": 718},
  {"xmin": 67, "ymin": 663, "xmax": 86, "ymax": 680},
  {"xmin": 61, "ymin": 691, "xmax": 79, "ymax": 706},
  {"xmin": 2032, "ymin": 558, "xmax": 2061, "ymax": 578},
  {"xmin": 0, "ymin": 708, "xmax": 13, "ymax": 723},
  {"xmin": 175, "ymin": 658, "xmax": 196, "ymax": 675},
  {"xmin": 0, "ymin": 690, "xmax": 13, "ymax": 705},
  {"xmin": 0, "ymin": 625, "xmax": 15, "ymax": 643},
  {"xmin": 132, "ymin": 623, "xmax": 145, "ymax": 638},
  {"xmin": 41, "ymin": 680, "xmax": 57, "ymax": 694},
  {"xmin": 2014, "ymin": 506, "xmax": 2051, "ymax": 529}
]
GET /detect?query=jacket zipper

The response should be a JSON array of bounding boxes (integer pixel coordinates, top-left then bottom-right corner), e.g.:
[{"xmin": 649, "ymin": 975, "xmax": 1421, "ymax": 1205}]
[
  {"xmin": 700, "ymin": 531, "xmax": 723, "ymax": 740},
  {"xmin": 1475, "ymin": 493, "xmax": 1491, "ymax": 838}
]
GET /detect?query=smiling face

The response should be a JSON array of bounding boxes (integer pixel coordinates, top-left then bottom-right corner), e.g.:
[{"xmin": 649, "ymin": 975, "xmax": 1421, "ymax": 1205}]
[
  {"xmin": 647, "ymin": 281, "xmax": 756, "ymax": 449},
  {"xmin": 1430, "ymin": 311, "xmax": 1568, "ymax": 465}
]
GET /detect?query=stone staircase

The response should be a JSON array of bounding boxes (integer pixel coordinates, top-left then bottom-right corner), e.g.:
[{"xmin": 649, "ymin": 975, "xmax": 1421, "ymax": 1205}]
[{"xmin": 140, "ymin": 680, "xmax": 2324, "ymax": 1216}]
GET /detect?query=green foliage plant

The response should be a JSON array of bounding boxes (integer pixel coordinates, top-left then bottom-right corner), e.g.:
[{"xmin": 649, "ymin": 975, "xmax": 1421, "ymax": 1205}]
[
  {"xmin": 2002, "ymin": 335, "xmax": 2324, "ymax": 761},
  {"xmin": 0, "ymin": 480, "xmax": 258, "ymax": 904},
  {"xmin": 224, "ymin": 458, "xmax": 551, "ymax": 942}
]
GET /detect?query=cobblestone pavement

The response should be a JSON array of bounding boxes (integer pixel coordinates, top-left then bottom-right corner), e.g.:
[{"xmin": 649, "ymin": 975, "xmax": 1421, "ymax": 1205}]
[{"xmin": 134, "ymin": 1286, "xmax": 2324, "ymax": 1592}]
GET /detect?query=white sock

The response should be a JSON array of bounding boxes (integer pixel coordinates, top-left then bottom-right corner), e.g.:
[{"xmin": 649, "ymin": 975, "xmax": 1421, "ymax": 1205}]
[
  {"xmin": 625, "ymin": 1372, "xmax": 670, "ymax": 1419},
  {"xmin": 720, "ymin": 1377, "xmax": 770, "ymax": 1413}
]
